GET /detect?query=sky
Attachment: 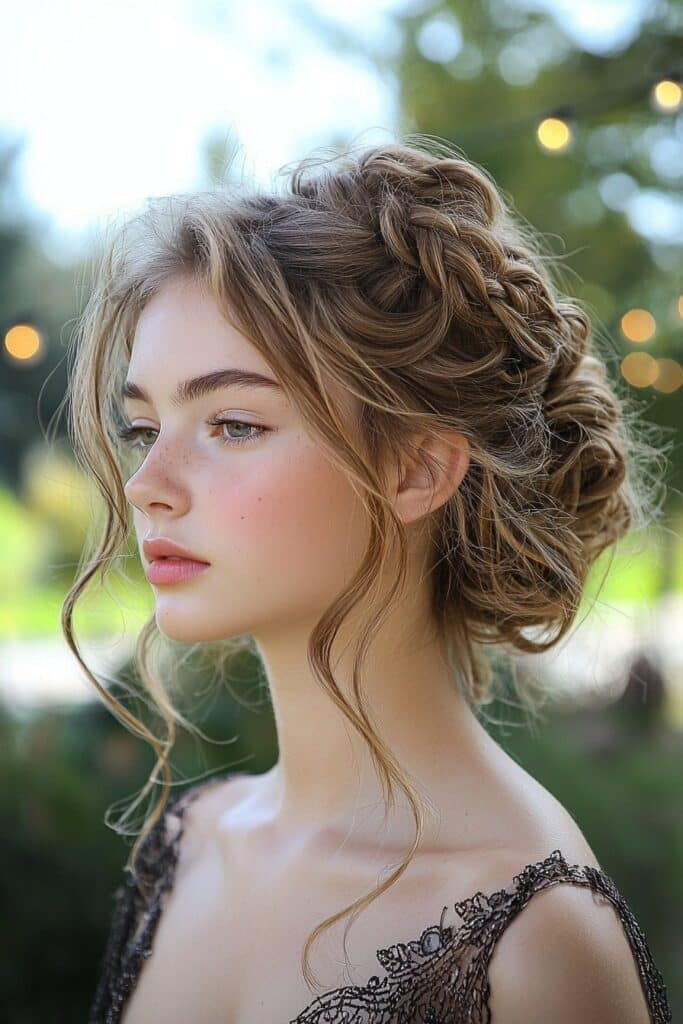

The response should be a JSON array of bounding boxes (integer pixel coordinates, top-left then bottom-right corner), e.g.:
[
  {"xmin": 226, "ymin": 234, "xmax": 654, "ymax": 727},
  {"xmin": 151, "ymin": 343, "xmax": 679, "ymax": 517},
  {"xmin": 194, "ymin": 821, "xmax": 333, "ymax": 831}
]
[{"xmin": 0, "ymin": 0, "xmax": 661, "ymax": 266}]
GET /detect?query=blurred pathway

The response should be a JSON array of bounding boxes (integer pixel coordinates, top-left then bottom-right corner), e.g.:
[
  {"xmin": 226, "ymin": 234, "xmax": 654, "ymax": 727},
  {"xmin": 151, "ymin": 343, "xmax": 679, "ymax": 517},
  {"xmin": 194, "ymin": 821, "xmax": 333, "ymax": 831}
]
[{"xmin": 0, "ymin": 631, "xmax": 135, "ymax": 712}]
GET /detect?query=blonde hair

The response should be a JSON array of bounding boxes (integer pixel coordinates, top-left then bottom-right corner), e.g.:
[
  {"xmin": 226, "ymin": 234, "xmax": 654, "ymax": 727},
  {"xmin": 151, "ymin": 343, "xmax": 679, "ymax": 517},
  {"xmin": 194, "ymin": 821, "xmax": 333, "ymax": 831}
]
[{"xmin": 60, "ymin": 133, "xmax": 667, "ymax": 992}]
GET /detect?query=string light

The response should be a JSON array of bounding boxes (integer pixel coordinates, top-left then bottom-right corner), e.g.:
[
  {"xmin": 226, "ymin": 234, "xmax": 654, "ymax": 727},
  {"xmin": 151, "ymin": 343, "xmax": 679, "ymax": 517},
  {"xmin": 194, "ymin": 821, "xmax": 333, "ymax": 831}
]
[
  {"xmin": 522, "ymin": 60, "xmax": 681, "ymax": 400},
  {"xmin": 456, "ymin": 59, "xmax": 683, "ymax": 151}
]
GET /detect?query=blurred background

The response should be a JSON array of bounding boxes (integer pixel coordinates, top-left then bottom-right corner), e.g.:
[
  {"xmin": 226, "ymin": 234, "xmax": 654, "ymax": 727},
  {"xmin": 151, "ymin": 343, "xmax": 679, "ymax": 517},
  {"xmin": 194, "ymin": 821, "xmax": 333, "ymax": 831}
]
[{"xmin": 1, "ymin": 0, "xmax": 682, "ymax": 1019}]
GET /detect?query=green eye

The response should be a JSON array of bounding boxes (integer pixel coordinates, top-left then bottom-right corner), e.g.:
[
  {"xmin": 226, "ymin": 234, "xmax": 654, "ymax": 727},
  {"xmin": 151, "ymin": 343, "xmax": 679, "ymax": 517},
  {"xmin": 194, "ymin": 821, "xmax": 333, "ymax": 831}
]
[{"xmin": 115, "ymin": 418, "xmax": 268, "ymax": 454}]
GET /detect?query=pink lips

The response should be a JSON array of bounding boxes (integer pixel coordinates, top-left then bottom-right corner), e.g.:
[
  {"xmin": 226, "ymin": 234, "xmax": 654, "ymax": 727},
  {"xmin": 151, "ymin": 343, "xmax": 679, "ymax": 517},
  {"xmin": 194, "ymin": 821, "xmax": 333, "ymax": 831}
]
[
  {"xmin": 142, "ymin": 536, "xmax": 210, "ymax": 585},
  {"xmin": 145, "ymin": 558, "xmax": 210, "ymax": 585}
]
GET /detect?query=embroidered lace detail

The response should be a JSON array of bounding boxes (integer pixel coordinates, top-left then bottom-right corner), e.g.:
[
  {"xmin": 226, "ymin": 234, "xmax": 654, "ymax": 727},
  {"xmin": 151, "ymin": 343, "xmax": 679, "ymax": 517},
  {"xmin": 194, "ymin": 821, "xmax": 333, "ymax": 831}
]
[{"xmin": 88, "ymin": 776, "xmax": 673, "ymax": 1024}]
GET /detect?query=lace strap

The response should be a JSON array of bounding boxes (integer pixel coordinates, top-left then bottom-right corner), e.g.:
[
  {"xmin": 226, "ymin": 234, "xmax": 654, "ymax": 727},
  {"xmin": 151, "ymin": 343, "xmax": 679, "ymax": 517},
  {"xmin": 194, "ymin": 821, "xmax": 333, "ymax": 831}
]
[
  {"xmin": 87, "ymin": 780, "xmax": 214, "ymax": 1024},
  {"xmin": 465, "ymin": 851, "xmax": 672, "ymax": 1023}
]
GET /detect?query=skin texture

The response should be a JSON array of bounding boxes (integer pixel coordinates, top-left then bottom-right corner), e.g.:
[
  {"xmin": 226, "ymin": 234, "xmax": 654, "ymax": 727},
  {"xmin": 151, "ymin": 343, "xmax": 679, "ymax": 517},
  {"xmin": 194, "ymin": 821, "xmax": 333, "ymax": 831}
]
[{"xmin": 123, "ymin": 275, "xmax": 583, "ymax": 861}]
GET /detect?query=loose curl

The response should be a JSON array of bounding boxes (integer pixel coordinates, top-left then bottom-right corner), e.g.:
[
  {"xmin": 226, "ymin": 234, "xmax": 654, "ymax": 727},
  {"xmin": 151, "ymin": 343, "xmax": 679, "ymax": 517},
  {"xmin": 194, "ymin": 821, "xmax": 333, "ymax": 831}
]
[{"xmin": 60, "ymin": 133, "xmax": 667, "ymax": 994}]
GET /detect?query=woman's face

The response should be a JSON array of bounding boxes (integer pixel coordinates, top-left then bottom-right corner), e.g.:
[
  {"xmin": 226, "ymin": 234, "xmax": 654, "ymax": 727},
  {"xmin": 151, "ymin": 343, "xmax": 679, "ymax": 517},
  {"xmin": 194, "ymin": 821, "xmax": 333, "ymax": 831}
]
[{"xmin": 122, "ymin": 275, "xmax": 370, "ymax": 644}]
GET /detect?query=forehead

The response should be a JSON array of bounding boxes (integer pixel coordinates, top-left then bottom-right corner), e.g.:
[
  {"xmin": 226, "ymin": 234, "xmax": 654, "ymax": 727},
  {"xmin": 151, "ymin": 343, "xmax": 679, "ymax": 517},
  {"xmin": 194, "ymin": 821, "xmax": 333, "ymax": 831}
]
[
  {"xmin": 126, "ymin": 274, "xmax": 361, "ymax": 429},
  {"xmin": 129, "ymin": 276, "xmax": 265, "ymax": 374}
]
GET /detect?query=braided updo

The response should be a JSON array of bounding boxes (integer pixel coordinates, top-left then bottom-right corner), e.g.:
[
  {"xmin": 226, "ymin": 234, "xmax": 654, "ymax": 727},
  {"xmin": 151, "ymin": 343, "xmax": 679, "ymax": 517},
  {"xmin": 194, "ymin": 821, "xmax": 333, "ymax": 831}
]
[{"xmin": 281, "ymin": 139, "xmax": 658, "ymax": 697}]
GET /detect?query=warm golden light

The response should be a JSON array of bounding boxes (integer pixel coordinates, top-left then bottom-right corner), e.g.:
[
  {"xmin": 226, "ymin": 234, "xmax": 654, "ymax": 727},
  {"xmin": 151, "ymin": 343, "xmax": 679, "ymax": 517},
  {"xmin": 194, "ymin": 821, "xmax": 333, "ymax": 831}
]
[
  {"xmin": 652, "ymin": 358, "xmax": 683, "ymax": 394},
  {"xmin": 620, "ymin": 351, "xmax": 659, "ymax": 388},
  {"xmin": 4, "ymin": 323, "xmax": 42, "ymax": 361},
  {"xmin": 620, "ymin": 308, "xmax": 656, "ymax": 343},
  {"xmin": 536, "ymin": 117, "xmax": 572, "ymax": 152},
  {"xmin": 652, "ymin": 78, "xmax": 682, "ymax": 112},
  {"xmin": 678, "ymin": 294, "xmax": 683, "ymax": 320}
]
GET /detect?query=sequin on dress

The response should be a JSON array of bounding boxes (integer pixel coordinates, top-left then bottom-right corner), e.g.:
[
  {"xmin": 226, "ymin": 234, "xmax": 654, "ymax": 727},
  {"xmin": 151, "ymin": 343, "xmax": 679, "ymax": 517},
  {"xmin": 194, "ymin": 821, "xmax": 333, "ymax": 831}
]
[{"xmin": 88, "ymin": 774, "xmax": 673, "ymax": 1023}]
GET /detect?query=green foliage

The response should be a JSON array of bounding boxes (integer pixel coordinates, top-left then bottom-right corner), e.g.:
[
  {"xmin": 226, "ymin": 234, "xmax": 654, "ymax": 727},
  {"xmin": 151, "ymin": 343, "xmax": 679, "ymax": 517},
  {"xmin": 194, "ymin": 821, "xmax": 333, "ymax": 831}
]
[
  {"xmin": 0, "ymin": 487, "xmax": 47, "ymax": 591},
  {"xmin": 583, "ymin": 522, "xmax": 683, "ymax": 603},
  {"xmin": 0, "ymin": 479, "xmax": 153, "ymax": 639}
]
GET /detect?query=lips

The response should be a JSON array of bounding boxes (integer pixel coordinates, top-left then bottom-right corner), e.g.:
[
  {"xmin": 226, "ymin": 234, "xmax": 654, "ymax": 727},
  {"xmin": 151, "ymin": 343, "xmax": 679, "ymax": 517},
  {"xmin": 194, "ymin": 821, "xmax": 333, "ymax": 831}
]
[
  {"xmin": 142, "ymin": 537, "xmax": 210, "ymax": 563},
  {"xmin": 145, "ymin": 557, "xmax": 210, "ymax": 585}
]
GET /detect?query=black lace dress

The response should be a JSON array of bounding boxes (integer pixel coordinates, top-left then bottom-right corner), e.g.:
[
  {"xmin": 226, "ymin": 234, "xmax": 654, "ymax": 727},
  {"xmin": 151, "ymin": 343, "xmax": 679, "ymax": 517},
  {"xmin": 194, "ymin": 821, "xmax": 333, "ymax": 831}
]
[{"xmin": 88, "ymin": 773, "xmax": 673, "ymax": 1023}]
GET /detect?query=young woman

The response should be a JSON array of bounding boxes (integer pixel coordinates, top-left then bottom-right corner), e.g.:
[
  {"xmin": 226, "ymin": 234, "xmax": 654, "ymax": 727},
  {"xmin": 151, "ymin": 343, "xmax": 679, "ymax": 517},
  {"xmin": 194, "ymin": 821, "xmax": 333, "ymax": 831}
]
[{"xmin": 64, "ymin": 136, "xmax": 672, "ymax": 1022}]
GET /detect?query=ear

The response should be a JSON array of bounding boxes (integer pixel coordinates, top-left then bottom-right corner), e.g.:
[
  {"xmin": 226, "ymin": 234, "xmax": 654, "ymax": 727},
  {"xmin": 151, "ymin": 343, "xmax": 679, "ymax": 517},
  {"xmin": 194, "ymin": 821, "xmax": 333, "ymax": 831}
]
[{"xmin": 392, "ymin": 430, "xmax": 470, "ymax": 526}]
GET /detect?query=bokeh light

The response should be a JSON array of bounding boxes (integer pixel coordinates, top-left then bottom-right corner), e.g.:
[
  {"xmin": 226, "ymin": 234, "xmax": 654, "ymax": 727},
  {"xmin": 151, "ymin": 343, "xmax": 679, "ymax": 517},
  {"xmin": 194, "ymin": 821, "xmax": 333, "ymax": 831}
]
[
  {"xmin": 4, "ymin": 323, "xmax": 42, "ymax": 361},
  {"xmin": 651, "ymin": 77, "xmax": 683, "ymax": 112},
  {"xmin": 652, "ymin": 358, "xmax": 683, "ymax": 394},
  {"xmin": 620, "ymin": 350, "xmax": 659, "ymax": 387},
  {"xmin": 620, "ymin": 307, "xmax": 656, "ymax": 342},
  {"xmin": 536, "ymin": 116, "xmax": 573, "ymax": 152}
]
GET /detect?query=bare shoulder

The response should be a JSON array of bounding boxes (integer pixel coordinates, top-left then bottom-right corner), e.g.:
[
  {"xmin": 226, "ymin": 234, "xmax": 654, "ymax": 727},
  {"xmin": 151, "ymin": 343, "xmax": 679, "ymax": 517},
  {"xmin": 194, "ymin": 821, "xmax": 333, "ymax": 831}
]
[
  {"xmin": 444, "ymin": 747, "xmax": 654, "ymax": 1021},
  {"xmin": 485, "ymin": 875, "xmax": 654, "ymax": 1024},
  {"xmin": 166, "ymin": 770, "xmax": 252, "ymax": 876}
]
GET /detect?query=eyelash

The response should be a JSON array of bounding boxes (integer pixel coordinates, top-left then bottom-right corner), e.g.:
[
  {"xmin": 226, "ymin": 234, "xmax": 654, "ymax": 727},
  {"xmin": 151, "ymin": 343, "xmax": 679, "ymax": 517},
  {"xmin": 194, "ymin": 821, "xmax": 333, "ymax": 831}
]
[{"xmin": 115, "ymin": 417, "xmax": 267, "ymax": 453}]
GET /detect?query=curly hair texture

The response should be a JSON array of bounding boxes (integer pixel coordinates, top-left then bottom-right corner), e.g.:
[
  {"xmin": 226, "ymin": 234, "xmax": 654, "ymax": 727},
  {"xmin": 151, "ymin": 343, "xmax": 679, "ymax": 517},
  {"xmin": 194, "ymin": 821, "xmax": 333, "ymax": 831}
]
[{"xmin": 60, "ymin": 133, "xmax": 666, "ymax": 993}]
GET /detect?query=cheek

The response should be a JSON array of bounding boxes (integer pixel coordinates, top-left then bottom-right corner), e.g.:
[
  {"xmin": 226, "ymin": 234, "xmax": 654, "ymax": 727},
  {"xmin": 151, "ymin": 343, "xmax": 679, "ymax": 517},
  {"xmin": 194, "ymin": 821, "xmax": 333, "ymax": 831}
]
[{"xmin": 210, "ymin": 440, "xmax": 369, "ymax": 593}]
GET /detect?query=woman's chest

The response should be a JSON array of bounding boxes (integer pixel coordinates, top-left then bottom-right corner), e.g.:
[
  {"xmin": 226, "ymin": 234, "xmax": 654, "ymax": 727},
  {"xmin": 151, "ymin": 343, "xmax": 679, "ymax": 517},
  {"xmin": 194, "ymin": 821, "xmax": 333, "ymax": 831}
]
[{"xmin": 120, "ymin": 837, "xmax": 478, "ymax": 1024}]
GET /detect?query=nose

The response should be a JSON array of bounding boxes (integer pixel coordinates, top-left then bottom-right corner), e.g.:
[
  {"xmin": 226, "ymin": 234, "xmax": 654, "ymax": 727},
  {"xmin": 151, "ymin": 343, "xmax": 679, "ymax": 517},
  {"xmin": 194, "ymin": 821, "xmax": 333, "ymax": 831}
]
[{"xmin": 123, "ymin": 448, "xmax": 188, "ymax": 516}]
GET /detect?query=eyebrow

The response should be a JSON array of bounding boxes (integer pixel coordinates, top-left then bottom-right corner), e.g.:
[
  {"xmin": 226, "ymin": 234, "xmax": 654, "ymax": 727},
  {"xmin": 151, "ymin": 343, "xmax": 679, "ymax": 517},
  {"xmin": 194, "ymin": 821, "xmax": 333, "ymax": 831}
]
[{"xmin": 120, "ymin": 368, "xmax": 283, "ymax": 409}]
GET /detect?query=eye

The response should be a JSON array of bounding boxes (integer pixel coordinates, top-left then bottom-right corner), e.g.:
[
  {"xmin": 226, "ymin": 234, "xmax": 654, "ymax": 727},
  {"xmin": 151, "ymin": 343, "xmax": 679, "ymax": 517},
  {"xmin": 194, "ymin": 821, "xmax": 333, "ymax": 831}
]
[{"xmin": 114, "ymin": 417, "xmax": 268, "ymax": 454}]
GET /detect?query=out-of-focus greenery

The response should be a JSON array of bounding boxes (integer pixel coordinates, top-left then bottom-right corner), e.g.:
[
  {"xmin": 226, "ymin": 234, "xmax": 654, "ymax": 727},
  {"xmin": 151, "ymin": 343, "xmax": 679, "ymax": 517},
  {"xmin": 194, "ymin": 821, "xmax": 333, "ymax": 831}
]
[
  {"xmin": 582, "ymin": 518, "xmax": 683, "ymax": 602},
  {"xmin": 0, "ymin": 472, "xmax": 152, "ymax": 639}
]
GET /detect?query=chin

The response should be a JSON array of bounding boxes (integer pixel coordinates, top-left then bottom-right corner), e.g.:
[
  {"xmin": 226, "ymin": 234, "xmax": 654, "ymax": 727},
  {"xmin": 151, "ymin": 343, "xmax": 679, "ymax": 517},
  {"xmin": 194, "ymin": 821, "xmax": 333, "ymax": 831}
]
[{"xmin": 153, "ymin": 607, "xmax": 249, "ymax": 645}]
